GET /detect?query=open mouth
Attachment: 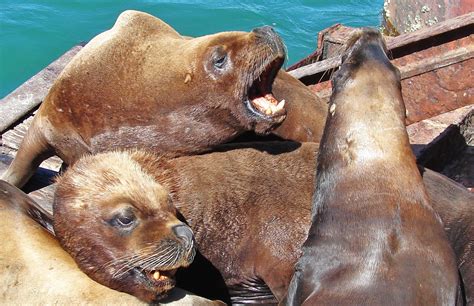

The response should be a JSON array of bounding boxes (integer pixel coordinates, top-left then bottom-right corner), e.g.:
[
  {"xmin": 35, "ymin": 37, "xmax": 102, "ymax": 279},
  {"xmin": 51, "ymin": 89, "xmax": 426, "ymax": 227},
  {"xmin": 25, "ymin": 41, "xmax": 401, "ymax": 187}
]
[
  {"xmin": 138, "ymin": 268, "xmax": 177, "ymax": 292},
  {"xmin": 245, "ymin": 57, "xmax": 286, "ymax": 120}
]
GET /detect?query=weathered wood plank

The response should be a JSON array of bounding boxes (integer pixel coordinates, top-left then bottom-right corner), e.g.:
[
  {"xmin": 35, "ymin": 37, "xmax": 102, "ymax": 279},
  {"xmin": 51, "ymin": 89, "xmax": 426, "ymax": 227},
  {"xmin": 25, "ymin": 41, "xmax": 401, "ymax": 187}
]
[
  {"xmin": 0, "ymin": 44, "xmax": 84, "ymax": 133},
  {"xmin": 399, "ymin": 42, "xmax": 474, "ymax": 79}
]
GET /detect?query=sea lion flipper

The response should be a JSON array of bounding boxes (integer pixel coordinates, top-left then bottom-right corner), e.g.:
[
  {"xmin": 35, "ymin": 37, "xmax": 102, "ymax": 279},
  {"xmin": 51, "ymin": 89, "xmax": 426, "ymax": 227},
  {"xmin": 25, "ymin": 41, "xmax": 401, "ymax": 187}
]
[
  {"xmin": 2, "ymin": 118, "xmax": 53, "ymax": 188},
  {"xmin": 0, "ymin": 180, "xmax": 54, "ymax": 235}
]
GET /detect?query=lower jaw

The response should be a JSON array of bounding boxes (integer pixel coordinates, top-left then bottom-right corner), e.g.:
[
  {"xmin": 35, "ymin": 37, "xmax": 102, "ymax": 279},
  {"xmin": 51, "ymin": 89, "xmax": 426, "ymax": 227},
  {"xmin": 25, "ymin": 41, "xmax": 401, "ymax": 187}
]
[{"xmin": 244, "ymin": 100, "xmax": 286, "ymax": 123}]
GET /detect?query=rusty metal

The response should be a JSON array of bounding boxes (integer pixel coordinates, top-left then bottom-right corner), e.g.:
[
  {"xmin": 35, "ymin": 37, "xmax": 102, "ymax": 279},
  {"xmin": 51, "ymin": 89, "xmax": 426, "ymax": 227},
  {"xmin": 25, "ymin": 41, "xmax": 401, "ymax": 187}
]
[{"xmin": 383, "ymin": 0, "xmax": 474, "ymax": 35}]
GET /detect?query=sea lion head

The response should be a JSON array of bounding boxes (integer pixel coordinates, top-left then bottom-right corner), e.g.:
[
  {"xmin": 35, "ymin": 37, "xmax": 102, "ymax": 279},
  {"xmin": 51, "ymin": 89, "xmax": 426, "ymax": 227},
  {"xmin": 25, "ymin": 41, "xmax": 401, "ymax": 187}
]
[
  {"xmin": 168, "ymin": 23, "xmax": 288, "ymax": 135},
  {"xmin": 53, "ymin": 151, "xmax": 195, "ymax": 302},
  {"xmin": 194, "ymin": 27, "xmax": 286, "ymax": 133},
  {"xmin": 328, "ymin": 28, "xmax": 405, "ymax": 125}
]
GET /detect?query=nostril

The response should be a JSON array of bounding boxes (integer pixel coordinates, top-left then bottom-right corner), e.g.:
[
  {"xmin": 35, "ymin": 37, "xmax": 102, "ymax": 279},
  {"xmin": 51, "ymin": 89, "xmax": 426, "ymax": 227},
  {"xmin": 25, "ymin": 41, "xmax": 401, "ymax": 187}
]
[{"xmin": 172, "ymin": 224, "xmax": 194, "ymax": 246}]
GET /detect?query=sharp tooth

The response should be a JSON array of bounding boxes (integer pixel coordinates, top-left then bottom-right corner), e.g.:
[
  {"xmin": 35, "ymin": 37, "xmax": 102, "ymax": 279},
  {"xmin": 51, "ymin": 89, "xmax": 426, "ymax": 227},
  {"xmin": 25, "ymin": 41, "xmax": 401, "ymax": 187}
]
[
  {"xmin": 275, "ymin": 100, "xmax": 285, "ymax": 111},
  {"xmin": 153, "ymin": 271, "xmax": 160, "ymax": 280}
]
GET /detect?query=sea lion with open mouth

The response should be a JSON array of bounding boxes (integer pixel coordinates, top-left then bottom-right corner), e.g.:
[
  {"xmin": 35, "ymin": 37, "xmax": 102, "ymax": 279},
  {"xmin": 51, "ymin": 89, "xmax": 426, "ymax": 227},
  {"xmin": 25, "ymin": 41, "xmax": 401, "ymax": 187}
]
[
  {"xmin": 284, "ymin": 28, "xmax": 460, "ymax": 305},
  {"xmin": 2, "ymin": 10, "xmax": 288, "ymax": 188}
]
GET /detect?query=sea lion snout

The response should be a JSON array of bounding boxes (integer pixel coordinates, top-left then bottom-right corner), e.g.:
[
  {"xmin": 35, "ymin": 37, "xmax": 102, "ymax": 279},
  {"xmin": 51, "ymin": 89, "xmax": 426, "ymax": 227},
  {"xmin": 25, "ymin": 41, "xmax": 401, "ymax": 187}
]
[
  {"xmin": 335, "ymin": 28, "xmax": 400, "ymax": 86},
  {"xmin": 172, "ymin": 224, "xmax": 194, "ymax": 249},
  {"xmin": 252, "ymin": 26, "xmax": 286, "ymax": 57}
]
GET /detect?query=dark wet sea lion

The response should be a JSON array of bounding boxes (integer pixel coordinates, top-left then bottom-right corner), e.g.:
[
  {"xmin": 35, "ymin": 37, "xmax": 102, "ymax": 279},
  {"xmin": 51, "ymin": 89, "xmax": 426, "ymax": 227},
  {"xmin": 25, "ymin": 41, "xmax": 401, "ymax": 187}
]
[
  {"xmin": 2, "ymin": 10, "xmax": 289, "ymax": 188},
  {"xmin": 53, "ymin": 154, "xmax": 196, "ymax": 302},
  {"xmin": 285, "ymin": 29, "xmax": 459, "ymax": 305}
]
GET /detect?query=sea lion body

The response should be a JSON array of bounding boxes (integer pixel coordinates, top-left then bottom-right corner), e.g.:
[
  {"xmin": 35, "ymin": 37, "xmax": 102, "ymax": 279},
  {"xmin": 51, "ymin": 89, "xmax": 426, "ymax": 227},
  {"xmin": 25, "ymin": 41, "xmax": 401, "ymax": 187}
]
[
  {"xmin": 49, "ymin": 141, "xmax": 473, "ymax": 304},
  {"xmin": 2, "ymin": 10, "xmax": 291, "ymax": 188},
  {"xmin": 285, "ymin": 29, "xmax": 459, "ymax": 305},
  {"xmin": 49, "ymin": 143, "xmax": 315, "ymax": 304}
]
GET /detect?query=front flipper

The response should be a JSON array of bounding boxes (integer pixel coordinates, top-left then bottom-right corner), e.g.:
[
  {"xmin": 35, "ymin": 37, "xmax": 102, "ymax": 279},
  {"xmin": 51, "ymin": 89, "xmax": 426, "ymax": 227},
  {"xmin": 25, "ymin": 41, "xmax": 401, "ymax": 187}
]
[{"xmin": 228, "ymin": 278, "xmax": 277, "ymax": 305}]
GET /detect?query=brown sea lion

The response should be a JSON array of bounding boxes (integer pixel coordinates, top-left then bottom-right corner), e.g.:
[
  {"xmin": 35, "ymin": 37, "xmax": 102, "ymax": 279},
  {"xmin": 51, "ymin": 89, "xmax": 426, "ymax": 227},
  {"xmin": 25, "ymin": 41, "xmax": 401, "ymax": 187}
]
[
  {"xmin": 0, "ymin": 179, "xmax": 224, "ymax": 305},
  {"xmin": 52, "ymin": 155, "xmax": 197, "ymax": 303},
  {"xmin": 271, "ymin": 70, "xmax": 327, "ymax": 142},
  {"xmin": 2, "ymin": 9, "xmax": 289, "ymax": 188},
  {"xmin": 423, "ymin": 167, "xmax": 474, "ymax": 305},
  {"xmin": 0, "ymin": 181, "xmax": 146, "ymax": 304},
  {"xmin": 284, "ymin": 28, "xmax": 459, "ymax": 305},
  {"xmin": 47, "ymin": 143, "xmax": 316, "ymax": 304}
]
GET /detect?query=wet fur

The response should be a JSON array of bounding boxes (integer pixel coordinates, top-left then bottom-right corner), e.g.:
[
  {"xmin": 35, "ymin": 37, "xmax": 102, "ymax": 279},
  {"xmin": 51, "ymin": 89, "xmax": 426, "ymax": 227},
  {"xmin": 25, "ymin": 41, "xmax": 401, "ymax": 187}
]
[{"xmin": 285, "ymin": 29, "xmax": 460, "ymax": 305}]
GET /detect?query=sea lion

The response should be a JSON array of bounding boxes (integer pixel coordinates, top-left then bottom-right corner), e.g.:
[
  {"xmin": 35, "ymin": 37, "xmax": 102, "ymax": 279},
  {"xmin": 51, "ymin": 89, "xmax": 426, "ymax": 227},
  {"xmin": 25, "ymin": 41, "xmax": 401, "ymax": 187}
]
[
  {"xmin": 423, "ymin": 166, "xmax": 474, "ymax": 306},
  {"xmin": 284, "ymin": 28, "xmax": 459, "ymax": 305},
  {"xmin": 0, "ymin": 180, "xmax": 147, "ymax": 304},
  {"xmin": 0, "ymin": 180, "xmax": 223, "ymax": 305},
  {"xmin": 52, "ymin": 154, "xmax": 196, "ymax": 303},
  {"xmin": 2, "ymin": 9, "xmax": 289, "ymax": 188},
  {"xmin": 47, "ymin": 143, "xmax": 316, "ymax": 304}
]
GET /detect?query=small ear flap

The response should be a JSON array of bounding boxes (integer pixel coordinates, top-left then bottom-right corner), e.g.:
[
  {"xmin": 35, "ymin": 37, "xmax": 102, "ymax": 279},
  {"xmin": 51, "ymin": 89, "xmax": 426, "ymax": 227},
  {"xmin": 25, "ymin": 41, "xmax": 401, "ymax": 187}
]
[{"xmin": 0, "ymin": 180, "xmax": 55, "ymax": 235}]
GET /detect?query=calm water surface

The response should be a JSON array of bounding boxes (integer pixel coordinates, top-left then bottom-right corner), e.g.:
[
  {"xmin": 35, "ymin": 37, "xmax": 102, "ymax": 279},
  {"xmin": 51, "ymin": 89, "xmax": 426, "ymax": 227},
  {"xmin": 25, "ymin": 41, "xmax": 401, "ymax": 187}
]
[{"xmin": 0, "ymin": 0, "xmax": 383, "ymax": 97}]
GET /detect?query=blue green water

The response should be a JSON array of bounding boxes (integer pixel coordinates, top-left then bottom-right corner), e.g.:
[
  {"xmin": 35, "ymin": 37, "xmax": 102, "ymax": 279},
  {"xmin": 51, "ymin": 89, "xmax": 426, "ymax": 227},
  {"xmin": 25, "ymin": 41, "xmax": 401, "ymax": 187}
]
[{"xmin": 0, "ymin": 1, "xmax": 383, "ymax": 98}]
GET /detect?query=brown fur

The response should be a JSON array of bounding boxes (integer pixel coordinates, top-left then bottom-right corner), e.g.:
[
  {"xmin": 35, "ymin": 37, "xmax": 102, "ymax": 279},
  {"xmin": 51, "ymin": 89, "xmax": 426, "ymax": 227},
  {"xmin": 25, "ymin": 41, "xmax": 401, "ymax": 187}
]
[
  {"xmin": 50, "ymin": 143, "xmax": 316, "ymax": 304},
  {"xmin": 49, "ymin": 140, "xmax": 472, "ymax": 304},
  {"xmin": 285, "ymin": 29, "xmax": 459, "ymax": 305},
  {"xmin": 271, "ymin": 70, "xmax": 327, "ymax": 142},
  {"xmin": 422, "ymin": 167, "xmax": 474, "ymax": 305},
  {"xmin": 2, "ymin": 10, "xmax": 293, "ymax": 188},
  {"xmin": 53, "ymin": 153, "xmax": 196, "ymax": 302},
  {"xmin": 0, "ymin": 180, "xmax": 146, "ymax": 304}
]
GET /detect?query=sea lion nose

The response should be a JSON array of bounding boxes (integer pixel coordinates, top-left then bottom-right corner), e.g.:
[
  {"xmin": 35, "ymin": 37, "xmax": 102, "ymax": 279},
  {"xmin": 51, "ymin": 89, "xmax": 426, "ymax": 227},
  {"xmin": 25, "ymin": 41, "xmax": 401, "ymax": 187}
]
[
  {"xmin": 252, "ymin": 26, "xmax": 276, "ymax": 36},
  {"xmin": 252, "ymin": 26, "xmax": 286, "ymax": 56},
  {"xmin": 172, "ymin": 224, "xmax": 194, "ymax": 248}
]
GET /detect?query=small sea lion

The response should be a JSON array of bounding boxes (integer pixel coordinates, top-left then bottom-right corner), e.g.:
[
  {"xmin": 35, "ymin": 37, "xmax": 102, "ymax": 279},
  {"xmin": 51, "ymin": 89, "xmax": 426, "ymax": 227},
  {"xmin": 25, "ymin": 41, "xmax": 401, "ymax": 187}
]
[
  {"xmin": 284, "ymin": 28, "xmax": 459, "ymax": 305},
  {"xmin": 0, "ymin": 179, "xmax": 224, "ymax": 305},
  {"xmin": 2, "ymin": 10, "xmax": 289, "ymax": 188},
  {"xmin": 0, "ymin": 180, "xmax": 145, "ymax": 304},
  {"xmin": 49, "ymin": 143, "xmax": 316, "ymax": 304},
  {"xmin": 53, "ymin": 154, "xmax": 196, "ymax": 302}
]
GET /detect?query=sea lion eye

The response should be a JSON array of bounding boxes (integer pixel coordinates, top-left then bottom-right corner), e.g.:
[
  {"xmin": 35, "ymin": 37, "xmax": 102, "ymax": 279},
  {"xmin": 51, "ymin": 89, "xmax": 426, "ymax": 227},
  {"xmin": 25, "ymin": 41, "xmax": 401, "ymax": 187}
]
[
  {"xmin": 214, "ymin": 54, "xmax": 227, "ymax": 69},
  {"xmin": 109, "ymin": 209, "xmax": 137, "ymax": 229},
  {"xmin": 211, "ymin": 46, "xmax": 228, "ymax": 70}
]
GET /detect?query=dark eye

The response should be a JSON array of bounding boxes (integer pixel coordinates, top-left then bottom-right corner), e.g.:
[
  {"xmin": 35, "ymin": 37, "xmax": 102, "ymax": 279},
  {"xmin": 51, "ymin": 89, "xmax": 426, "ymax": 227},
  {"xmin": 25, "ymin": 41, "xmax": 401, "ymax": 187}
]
[
  {"xmin": 110, "ymin": 210, "xmax": 137, "ymax": 229},
  {"xmin": 214, "ymin": 54, "xmax": 227, "ymax": 69},
  {"xmin": 116, "ymin": 214, "xmax": 135, "ymax": 226}
]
